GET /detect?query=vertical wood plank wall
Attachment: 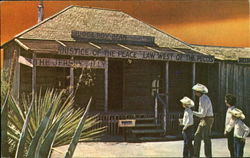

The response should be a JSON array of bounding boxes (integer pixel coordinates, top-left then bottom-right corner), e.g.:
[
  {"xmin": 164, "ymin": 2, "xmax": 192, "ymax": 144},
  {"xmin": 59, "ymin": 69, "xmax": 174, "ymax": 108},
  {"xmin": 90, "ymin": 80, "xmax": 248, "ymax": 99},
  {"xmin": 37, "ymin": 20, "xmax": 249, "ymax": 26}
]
[{"xmin": 218, "ymin": 62, "xmax": 250, "ymax": 126}]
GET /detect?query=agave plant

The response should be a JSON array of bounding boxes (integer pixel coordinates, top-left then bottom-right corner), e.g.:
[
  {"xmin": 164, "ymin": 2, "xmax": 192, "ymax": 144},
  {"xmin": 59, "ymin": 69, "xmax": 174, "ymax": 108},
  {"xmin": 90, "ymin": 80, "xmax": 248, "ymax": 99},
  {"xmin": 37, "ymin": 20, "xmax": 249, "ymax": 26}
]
[{"xmin": 1, "ymin": 70, "xmax": 106, "ymax": 158}]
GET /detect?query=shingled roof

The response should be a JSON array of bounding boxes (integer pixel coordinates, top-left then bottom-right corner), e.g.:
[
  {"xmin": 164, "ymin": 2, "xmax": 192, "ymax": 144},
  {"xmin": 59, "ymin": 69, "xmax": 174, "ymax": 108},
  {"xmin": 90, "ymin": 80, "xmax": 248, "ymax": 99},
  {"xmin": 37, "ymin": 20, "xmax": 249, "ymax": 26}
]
[
  {"xmin": 16, "ymin": 6, "xmax": 190, "ymax": 49},
  {"xmin": 191, "ymin": 44, "xmax": 250, "ymax": 61}
]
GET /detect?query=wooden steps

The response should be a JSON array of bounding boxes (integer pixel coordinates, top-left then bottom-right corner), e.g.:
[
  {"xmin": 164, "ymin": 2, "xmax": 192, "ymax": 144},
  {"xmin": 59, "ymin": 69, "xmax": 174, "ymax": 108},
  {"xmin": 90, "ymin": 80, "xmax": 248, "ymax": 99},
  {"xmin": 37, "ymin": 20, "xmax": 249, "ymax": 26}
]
[
  {"xmin": 131, "ymin": 129, "xmax": 165, "ymax": 134},
  {"xmin": 135, "ymin": 117, "xmax": 155, "ymax": 121},
  {"xmin": 135, "ymin": 123, "xmax": 161, "ymax": 127},
  {"xmin": 128, "ymin": 116, "xmax": 166, "ymax": 141}
]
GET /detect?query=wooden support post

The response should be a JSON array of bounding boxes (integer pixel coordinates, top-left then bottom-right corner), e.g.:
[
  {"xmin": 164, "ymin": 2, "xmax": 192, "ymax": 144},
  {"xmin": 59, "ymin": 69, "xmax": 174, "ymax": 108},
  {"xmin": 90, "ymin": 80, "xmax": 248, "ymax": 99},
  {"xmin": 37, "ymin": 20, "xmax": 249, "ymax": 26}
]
[
  {"xmin": 69, "ymin": 57, "xmax": 74, "ymax": 94},
  {"xmin": 104, "ymin": 57, "xmax": 108, "ymax": 112},
  {"xmin": 225, "ymin": 63, "xmax": 228, "ymax": 94},
  {"xmin": 218, "ymin": 62, "xmax": 222, "ymax": 112},
  {"xmin": 192, "ymin": 63, "xmax": 196, "ymax": 102},
  {"xmin": 14, "ymin": 47, "xmax": 21, "ymax": 103},
  {"xmin": 154, "ymin": 92, "xmax": 158, "ymax": 124},
  {"xmin": 164, "ymin": 61, "xmax": 169, "ymax": 134},
  {"xmin": 32, "ymin": 53, "xmax": 37, "ymax": 98}
]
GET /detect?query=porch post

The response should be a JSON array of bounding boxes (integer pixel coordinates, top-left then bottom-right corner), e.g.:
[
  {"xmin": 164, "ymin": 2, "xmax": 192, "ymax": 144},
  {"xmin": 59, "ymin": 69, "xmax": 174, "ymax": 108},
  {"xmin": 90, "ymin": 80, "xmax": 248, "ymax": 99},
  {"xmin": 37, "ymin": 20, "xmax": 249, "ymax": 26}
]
[
  {"xmin": 13, "ymin": 47, "xmax": 20, "ymax": 103},
  {"xmin": 32, "ymin": 53, "xmax": 37, "ymax": 98},
  {"xmin": 69, "ymin": 57, "xmax": 74, "ymax": 94},
  {"xmin": 164, "ymin": 61, "xmax": 169, "ymax": 133},
  {"xmin": 104, "ymin": 57, "xmax": 108, "ymax": 112},
  {"xmin": 192, "ymin": 63, "xmax": 196, "ymax": 102}
]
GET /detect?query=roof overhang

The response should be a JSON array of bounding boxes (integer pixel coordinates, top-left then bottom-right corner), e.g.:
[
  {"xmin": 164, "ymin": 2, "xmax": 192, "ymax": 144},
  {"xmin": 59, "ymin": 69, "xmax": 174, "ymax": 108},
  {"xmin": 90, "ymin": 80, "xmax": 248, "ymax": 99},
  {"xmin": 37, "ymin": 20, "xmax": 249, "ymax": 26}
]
[{"xmin": 14, "ymin": 38, "xmax": 215, "ymax": 64}]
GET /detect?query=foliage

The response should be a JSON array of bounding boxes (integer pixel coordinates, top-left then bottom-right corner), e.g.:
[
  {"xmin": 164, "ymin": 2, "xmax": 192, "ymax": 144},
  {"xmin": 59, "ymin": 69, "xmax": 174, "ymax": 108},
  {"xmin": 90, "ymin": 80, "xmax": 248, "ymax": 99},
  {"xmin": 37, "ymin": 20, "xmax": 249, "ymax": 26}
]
[{"xmin": 1, "ymin": 69, "xmax": 106, "ymax": 158}]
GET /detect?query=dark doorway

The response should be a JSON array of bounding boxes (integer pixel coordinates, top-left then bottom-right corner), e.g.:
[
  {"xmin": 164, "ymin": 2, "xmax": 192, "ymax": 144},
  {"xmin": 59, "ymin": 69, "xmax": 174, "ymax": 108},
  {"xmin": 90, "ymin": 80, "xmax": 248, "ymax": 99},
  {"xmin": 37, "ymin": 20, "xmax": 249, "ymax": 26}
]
[
  {"xmin": 108, "ymin": 60, "xmax": 123, "ymax": 111},
  {"xmin": 169, "ymin": 62, "xmax": 193, "ymax": 112}
]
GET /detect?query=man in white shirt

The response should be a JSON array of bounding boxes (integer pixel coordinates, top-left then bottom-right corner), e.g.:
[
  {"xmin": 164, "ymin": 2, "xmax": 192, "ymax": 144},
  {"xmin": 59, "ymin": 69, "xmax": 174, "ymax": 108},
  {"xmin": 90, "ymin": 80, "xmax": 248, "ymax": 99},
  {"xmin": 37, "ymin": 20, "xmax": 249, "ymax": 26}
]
[
  {"xmin": 192, "ymin": 83, "xmax": 214, "ymax": 158},
  {"xmin": 225, "ymin": 108, "xmax": 250, "ymax": 157},
  {"xmin": 224, "ymin": 94, "xmax": 236, "ymax": 157}
]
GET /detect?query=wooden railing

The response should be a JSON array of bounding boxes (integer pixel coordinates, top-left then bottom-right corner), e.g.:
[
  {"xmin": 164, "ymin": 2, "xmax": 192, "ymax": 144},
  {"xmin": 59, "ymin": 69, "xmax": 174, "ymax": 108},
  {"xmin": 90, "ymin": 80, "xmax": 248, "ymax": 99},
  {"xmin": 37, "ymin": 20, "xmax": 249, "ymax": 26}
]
[
  {"xmin": 154, "ymin": 92, "xmax": 168, "ymax": 134},
  {"xmin": 88, "ymin": 112, "xmax": 155, "ymax": 136},
  {"xmin": 87, "ymin": 112, "xmax": 224, "ymax": 137}
]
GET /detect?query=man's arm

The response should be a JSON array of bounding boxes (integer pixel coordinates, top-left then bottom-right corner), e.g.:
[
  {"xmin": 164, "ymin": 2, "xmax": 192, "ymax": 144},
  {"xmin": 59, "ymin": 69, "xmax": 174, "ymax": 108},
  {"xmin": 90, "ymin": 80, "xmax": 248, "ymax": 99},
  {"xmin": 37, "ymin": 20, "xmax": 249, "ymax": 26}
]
[
  {"xmin": 225, "ymin": 119, "xmax": 235, "ymax": 133},
  {"xmin": 193, "ymin": 98, "xmax": 207, "ymax": 118},
  {"xmin": 242, "ymin": 122, "xmax": 250, "ymax": 139}
]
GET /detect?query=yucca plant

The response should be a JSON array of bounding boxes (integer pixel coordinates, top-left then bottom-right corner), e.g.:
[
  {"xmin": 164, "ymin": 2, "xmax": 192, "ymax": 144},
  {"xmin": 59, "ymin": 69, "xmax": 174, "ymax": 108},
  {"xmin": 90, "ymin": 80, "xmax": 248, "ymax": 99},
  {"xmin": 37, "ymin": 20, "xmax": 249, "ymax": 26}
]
[{"xmin": 1, "ymin": 70, "xmax": 106, "ymax": 158}]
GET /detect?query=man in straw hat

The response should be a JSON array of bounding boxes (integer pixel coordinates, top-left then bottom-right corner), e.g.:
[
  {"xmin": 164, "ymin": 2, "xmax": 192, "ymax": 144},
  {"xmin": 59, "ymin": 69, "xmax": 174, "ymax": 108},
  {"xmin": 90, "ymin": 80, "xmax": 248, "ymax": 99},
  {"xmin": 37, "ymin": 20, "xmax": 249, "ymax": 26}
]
[
  {"xmin": 225, "ymin": 108, "xmax": 250, "ymax": 157},
  {"xmin": 192, "ymin": 83, "xmax": 214, "ymax": 158},
  {"xmin": 180, "ymin": 96, "xmax": 194, "ymax": 158}
]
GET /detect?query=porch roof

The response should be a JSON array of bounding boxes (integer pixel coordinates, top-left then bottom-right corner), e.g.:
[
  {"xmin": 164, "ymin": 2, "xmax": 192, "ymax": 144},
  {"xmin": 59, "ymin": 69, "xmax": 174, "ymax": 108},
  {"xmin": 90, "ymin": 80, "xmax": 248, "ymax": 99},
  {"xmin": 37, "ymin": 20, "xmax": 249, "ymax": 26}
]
[{"xmin": 15, "ymin": 39, "xmax": 214, "ymax": 63}]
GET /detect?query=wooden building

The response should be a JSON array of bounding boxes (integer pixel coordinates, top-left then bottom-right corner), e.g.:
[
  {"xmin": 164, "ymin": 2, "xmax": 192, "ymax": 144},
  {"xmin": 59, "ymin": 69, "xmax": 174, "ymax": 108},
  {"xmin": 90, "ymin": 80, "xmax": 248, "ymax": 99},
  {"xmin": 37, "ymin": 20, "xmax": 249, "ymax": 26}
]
[
  {"xmin": 2, "ymin": 6, "xmax": 249, "ymax": 140},
  {"xmin": 193, "ymin": 45, "xmax": 250, "ymax": 127}
]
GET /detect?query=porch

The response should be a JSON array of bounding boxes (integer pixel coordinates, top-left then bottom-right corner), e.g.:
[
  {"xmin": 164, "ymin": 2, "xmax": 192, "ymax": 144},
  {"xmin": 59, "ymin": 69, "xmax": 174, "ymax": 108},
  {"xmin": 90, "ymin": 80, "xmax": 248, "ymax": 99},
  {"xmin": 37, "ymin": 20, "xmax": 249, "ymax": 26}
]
[{"xmin": 87, "ymin": 111, "xmax": 224, "ymax": 141}]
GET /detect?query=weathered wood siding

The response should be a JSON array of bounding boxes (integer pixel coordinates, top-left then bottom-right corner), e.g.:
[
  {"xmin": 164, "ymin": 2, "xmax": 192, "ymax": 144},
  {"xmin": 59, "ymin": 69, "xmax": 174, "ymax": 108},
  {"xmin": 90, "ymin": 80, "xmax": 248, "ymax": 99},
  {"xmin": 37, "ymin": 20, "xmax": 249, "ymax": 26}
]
[
  {"xmin": 123, "ymin": 60, "xmax": 164, "ymax": 111},
  {"xmin": 3, "ymin": 44, "xmax": 21, "ymax": 101},
  {"xmin": 196, "ymin": 63, "xmax": 219, "ymax": 111},
  {"xmin": 218, "ymin": 62, "xmax": 250, "ymax": 126}
]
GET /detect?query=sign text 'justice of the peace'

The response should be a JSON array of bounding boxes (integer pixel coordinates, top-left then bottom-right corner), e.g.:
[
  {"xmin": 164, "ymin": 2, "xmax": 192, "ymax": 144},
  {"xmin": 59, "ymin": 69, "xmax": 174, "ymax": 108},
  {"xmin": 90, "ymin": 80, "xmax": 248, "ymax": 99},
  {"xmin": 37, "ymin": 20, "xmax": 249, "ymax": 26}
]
[{"xmin": 58, "ymin": 46, "xmax": 214, "ymax": 63}]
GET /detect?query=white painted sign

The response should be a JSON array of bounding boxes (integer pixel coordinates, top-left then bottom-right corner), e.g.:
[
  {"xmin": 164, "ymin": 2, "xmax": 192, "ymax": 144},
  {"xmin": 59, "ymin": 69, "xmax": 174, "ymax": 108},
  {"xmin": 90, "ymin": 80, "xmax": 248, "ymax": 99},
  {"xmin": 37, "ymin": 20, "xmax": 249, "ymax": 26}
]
[
  {"xmin": 58, "ymin": 46, "xmax": 214, "ymax": 63},
  {"xmin": 118, "ymin": 119, "xmax": 136, "ymax": 127},
  {"xmin": 18, "ymin": 56, "xmax": 33, "ymax": 67},
  {"xmin": 18, "ymin": 56, "xmax": 105, "ymax": 68},
  {"xmin": 238, "ymin": 58, "xmax": 250, "ymax": 64}
]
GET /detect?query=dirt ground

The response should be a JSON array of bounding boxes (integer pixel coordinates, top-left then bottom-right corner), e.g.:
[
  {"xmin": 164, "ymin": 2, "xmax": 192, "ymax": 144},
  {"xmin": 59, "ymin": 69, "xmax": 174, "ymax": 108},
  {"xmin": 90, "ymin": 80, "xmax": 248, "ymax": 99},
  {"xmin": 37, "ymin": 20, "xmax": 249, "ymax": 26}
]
[{"xmin": 52, "ymin": 137, "xmax": 250, "ymax": 157}]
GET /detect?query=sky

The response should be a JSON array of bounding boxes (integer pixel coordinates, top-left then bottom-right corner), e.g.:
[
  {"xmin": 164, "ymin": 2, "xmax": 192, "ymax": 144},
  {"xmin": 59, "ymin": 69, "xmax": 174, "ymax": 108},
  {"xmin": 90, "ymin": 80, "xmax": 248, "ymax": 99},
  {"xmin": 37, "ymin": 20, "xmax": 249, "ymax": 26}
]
[{"xmin": 0, "ymin": 0, "xmax": 250, "ymax": 48}]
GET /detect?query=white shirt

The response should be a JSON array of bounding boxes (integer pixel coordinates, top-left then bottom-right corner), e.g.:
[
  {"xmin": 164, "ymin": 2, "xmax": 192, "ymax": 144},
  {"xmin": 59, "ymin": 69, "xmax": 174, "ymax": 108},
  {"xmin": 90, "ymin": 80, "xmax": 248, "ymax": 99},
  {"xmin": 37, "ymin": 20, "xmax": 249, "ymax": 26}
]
[
  {"xmin": 226, "ymin": 119, "xmax": 250, "ymax": 139},
  {"xmin": 193, "ymin": 94, "xmax": 214, "ymax": 118},
  {"xmin": 224, "ymin": 106, "xmax": 235, "ymax": 133},
  {"xmin": 182, "ymin": 108, "xmax": 194, "ymax": 130}
]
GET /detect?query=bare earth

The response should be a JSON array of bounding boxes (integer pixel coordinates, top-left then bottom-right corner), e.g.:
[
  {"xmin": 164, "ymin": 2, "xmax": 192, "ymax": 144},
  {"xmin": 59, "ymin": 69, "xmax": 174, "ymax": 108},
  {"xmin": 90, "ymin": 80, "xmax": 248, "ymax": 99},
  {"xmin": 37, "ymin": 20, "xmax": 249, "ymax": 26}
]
[{"xmin": 52, "ymin": 137, "xmax": 250, "ymax": 157}]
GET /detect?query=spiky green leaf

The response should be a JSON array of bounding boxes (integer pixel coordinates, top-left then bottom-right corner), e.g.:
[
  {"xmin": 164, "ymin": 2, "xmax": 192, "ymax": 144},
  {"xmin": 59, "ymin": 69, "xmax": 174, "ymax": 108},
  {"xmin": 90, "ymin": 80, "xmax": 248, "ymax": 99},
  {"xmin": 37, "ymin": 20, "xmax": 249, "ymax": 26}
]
[
  {"xmin": 64, "ymin": 98, "xmax": 92, "ymax": 158},
  {"xmin": 38, "ymin": 111, "xmax": 68, "ymax": 158},
  {"xmin": 15, "ymin": 98, "xmax": 35, "ymax": 158},
  {"xmin": 26, "ymin": 103, "xmax": 54, "ymax": 158}
]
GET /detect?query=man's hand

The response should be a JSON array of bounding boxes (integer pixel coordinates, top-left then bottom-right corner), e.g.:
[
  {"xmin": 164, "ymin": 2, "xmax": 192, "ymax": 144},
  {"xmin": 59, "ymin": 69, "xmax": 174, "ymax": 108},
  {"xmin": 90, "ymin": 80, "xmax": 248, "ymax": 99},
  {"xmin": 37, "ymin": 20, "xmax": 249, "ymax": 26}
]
[
  {"xmin": 224, "ymin": 131, "xmax": 228, "ymax": 136},
  {"xmin": 241, "ymin": 138, "xmax": 246, "ymax": 142}
]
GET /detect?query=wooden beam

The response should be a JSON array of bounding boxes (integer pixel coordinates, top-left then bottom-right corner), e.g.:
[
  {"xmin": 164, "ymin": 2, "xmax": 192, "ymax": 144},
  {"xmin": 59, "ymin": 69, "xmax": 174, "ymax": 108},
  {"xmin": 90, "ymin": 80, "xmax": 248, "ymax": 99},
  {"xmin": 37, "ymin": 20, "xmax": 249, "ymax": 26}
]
[
  {"xmin": 225, "ymin": 63, "xmax": 228, "ymax": 94},
  {"xmin": 165, "ymin": 61, "xmax": 169, "ymax": 113},
  {"xmin": 55, "ymin": 40, "xmax": 66, "ymax": 47},
  {"xmin": 218, "ymin": 62, "xmax": 222, "ymax": 112},
  {"xmin": 154, "ymin": 92, "xmax": 158, "ymax": 124},
  {"xmin": 192, "ymin": 63, "xmax": 196, "ymax": 102},
  {"xmin": 104, "ymin": 57, "xmax": 108, "ymax": 112},
  {"xmin": 32, "ymin": 53, "xmax": 37, "ymax": 98},
  {"xmin": 14, "ymin": 47, "xmax": 21, "ymax": 103},
  {"xmin": 14, "ymin": 39, "xmax": 30, "ymax": 51},
  {"xmin": 221, "ymin": 62, "xmax": 226, "ymax": 112},
  {"xmin": 69, "ymin": 57, "xmax": 74, "ymax": 94},
  {"xmin": 164, "ymin": 61, "xmax": 169, "ymax": 134}
]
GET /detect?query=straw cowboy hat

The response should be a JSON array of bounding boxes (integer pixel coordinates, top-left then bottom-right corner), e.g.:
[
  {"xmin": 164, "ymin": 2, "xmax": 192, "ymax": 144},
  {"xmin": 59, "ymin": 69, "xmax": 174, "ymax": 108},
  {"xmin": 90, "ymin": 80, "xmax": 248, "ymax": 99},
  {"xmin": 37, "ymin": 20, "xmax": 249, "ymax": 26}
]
[
  {"xmin": 180, "ymin": 97, "xmax": 194, "ymax": 108},
  {"xmin": 192, "ymin": 83, "xmax": 208, "ymax": 93},
  {"xmin": 229, "ymin": 108, "xmax": 245, "ymax": 120}
]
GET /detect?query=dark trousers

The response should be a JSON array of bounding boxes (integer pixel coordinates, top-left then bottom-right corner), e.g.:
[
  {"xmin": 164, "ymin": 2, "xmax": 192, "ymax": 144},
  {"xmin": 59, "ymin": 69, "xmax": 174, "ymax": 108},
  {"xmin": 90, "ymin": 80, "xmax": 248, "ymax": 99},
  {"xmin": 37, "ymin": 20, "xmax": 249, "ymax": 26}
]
[
  {"xmin": 193, "ymin": 117, "xmax": 214, "ymax": 158},
  {"xmin": 183, "ymin": 126, "xmax": 194, "ymax": 158},
  {"xmin": 226, "ymin": 128, "xmax": 234, "ymax": 157},
  {"xmin": 234, "ymin": 137, "xmax": 245, "ymax": 157}
]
